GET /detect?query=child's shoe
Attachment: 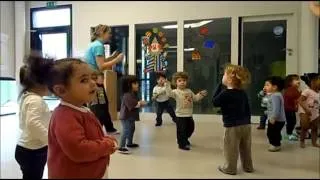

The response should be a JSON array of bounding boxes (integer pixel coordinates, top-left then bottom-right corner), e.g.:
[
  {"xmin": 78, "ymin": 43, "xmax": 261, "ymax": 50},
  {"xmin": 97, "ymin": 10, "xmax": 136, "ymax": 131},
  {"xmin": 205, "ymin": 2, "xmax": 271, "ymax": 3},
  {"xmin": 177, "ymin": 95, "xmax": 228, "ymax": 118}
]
[
  {"xmin": 118, "ymin": 147, "xmax": 131, "ymax": 154},
  {"xmin": 179, "ymin": 146, "xmax": 190, "ymax": 151},
  {"xmin": 288, "ymin": 134, "xmax": 298, "ymax": 141},
  {"xmin": 268, "ymin": 145, "xmax": 281, "ymax": 152},
  {"xmin": 127, "ymin": 143, "xmax": 139, "ymax": 148}
]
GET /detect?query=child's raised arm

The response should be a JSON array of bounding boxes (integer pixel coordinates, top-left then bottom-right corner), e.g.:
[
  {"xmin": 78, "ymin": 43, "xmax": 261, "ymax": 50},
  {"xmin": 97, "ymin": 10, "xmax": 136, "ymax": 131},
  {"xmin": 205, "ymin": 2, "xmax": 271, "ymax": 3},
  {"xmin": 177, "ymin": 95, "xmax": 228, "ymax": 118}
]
[
  {"xmin": 193, "ymin": 90, "xmax": 207, "ymax": 102},
  {"xmin": 212, "ymin": 82, "xmax": 225, "ymax": 107},
  {"xmin": 165, "ymin": 81, "xmax": 176, "ymax": 99},
  {"xmin": 54, "ymin": 114, "xmax": 116, "ymax": 163}
]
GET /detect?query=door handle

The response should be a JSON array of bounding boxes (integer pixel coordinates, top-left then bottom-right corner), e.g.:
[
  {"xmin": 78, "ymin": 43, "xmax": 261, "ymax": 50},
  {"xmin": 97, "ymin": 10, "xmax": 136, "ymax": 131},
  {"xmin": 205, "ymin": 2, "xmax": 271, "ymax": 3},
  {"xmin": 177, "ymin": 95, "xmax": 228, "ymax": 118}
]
[
  {"xmin": 282, "ymin": 48, "xmax": 293, "ymax": 56},
  {"xmin": 282, "ymin": 48, "xmax": 293, "ymax": 52}
]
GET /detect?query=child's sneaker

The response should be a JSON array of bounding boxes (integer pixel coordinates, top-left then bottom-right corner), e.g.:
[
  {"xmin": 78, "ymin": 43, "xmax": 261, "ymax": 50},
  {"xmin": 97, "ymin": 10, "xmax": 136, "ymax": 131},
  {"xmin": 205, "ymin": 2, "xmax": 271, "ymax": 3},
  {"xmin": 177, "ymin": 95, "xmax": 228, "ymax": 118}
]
[
  {"xmin": 127, "ymin": 143, "xmax": 139, "ymax": 148},
  {"xmin": 268, "ymin": 145, "xmax": 281, "ymax": 152},
  {"xmin": 288, "ymin": 134, "xmax": 298, "ymax": 141},
  {"xmin": 108, "ymin": 130, "xmax": 120, "ymax": 135},
  {"xmin": 179, "ymin": 146, "xmax": 190, "ymax": 151},
  {"xmin": 118, "ymin": 147, "xmax": 131, "ymax": 154}
]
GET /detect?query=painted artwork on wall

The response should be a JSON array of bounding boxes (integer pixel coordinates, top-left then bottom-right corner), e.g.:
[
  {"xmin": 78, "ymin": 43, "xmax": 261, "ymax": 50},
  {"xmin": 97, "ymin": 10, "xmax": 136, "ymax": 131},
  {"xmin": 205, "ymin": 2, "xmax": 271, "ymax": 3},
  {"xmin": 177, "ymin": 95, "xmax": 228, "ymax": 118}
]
[{"xmin": 143, "ymin": 28, "xmax": 169, "ymax": 73}]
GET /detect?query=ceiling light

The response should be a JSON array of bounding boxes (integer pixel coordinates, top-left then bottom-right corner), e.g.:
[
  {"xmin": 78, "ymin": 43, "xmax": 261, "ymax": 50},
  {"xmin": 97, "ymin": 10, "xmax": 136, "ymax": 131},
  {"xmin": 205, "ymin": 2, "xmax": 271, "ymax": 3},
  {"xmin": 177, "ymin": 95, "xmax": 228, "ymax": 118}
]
[{"xmin": 162, "ymin": 20, "xmax": 213, "ymax": 29}]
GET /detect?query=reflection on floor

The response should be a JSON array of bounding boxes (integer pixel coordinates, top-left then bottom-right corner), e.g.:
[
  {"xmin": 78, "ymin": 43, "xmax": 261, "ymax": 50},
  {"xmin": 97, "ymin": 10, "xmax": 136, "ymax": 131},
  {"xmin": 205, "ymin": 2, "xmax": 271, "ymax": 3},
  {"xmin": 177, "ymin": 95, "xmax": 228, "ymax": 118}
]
[{"xmin": 1, "ymin": 113, "xmax": 319, "ymax": 179}]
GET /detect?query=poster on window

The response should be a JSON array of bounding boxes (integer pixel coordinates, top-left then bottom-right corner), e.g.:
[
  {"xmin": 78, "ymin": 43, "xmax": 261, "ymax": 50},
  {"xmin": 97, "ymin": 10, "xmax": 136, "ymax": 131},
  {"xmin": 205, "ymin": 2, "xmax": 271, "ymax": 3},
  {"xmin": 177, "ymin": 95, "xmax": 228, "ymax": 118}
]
[{"xmin": 143, "ymin": 28, "xmax": 169, "ymax": 73}]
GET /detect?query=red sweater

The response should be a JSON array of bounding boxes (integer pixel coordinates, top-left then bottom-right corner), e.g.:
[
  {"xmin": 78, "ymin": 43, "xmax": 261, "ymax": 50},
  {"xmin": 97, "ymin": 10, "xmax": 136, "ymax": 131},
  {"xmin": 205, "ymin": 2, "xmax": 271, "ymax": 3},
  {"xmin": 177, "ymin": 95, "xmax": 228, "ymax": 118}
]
[
  {"xmin": 283, "ymin": 86, "xmax": 301, "ymax": 112},
  {"xmin": 48, "ymin": 103, "xmax": 115, "ymax": 179}
]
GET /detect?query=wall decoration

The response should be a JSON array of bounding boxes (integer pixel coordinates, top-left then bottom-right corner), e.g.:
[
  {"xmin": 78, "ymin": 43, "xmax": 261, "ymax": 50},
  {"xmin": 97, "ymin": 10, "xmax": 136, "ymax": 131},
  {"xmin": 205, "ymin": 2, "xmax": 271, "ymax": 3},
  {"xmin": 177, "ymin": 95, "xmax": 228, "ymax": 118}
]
[
  {"xmin": 204, "ymin": 40, "xmax": 215, "ymax": 49},
  {"xmin": 199, "ymin": 26, "xmax": 209, "ymax": 36},
  {"xmin": 273, "ymin": 26, "xmax": 284, "ymax": 36},
  {"xmin": 143, "ymin": 29, "xmax": 169, "ymax": 73},
  {"xmin": 191, "ymin": 49, "xmax": 201, "ymax": 61}
]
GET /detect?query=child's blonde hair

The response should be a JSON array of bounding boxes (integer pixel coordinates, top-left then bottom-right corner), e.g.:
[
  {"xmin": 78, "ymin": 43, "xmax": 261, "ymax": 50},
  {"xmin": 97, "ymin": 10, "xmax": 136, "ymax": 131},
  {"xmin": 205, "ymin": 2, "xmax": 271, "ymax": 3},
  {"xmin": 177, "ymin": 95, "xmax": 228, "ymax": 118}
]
[
  {"xmin": 172, "ymin": 72, "xmax": 189, "ymax": 87},
  {"xmin": 224, "ymin": 64, "xmax": 251, "ymax": 89},
  {"xmin": 91, "ymin": 24, "xmax": 111, "ymax": 42}
]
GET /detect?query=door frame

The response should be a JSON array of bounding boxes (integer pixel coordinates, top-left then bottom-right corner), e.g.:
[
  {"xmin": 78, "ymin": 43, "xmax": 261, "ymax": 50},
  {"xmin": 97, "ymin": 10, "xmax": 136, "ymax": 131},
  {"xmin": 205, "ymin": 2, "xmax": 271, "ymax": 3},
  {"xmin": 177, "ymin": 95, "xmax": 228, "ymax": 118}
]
[{"xmin": 240, "ymin": 14, "xmax": 298, "ymax": 75}]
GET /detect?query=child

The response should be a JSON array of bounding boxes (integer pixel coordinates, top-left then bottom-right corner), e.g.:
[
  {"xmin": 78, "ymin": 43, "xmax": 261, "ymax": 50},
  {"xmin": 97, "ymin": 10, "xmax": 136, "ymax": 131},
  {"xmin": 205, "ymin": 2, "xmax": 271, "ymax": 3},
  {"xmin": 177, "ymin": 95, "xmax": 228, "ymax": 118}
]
[
  {"xmin": 263, "ymin": 76, "xmax": 286, "ymax": 152},
  {"xmin": 165, "ymin": 72, "xmax": 207, "ymax": 151},
  {"xmin": 298, "ymin": 74, "xmax": 320, "ymax": 148},
  {"xmin": 212, "ymin": 64, "xmax": 253, "ymax": 175},
  {"xmin": 15, "ymin": 54, "xmax": 53, "ymax": 179},
  {"xmin": 257, "ymin": 89, "xmax": 269, "ymax": 130},
  {"xmin": 89, "ymin": 72, "xmax": 119, "ymax": 135},
  {"xmin": 47, "ymin": 58, "xmax": 118, "ymax": 178},
  {"xmin": 283, "ymin": 74, "xmax": 301, "ymax": 141},
  {"xmin": 152, "ymin": 72, "xmax": 176, "ymax": 126},
  {"xmin": 118, "ymin": 75, "xmax": 147, "ymax": 154}
]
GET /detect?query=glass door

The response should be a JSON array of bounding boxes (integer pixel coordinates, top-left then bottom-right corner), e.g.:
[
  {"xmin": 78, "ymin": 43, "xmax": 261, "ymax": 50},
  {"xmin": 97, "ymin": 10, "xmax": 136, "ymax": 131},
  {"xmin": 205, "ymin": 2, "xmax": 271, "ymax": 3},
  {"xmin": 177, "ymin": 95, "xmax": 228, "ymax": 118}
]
[{"xmin": 240, "ymin": 15, "xmax": 296, "ymax": 115}]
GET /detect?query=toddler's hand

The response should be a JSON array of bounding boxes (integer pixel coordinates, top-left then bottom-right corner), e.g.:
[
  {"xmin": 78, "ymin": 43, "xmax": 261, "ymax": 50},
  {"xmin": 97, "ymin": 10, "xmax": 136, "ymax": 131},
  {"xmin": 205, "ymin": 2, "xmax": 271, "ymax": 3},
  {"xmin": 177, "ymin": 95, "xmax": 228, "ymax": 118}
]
[
  {"xmin": 139, "ymin": 100, "xmax": 147, "ymax": 106},
  {"xmin": 199, "ymin": 90, "xmax": 208, "ymax": 97},
  {"xmin": 269, "ymin": 119, "xmax": 276, "ymax": 124}
]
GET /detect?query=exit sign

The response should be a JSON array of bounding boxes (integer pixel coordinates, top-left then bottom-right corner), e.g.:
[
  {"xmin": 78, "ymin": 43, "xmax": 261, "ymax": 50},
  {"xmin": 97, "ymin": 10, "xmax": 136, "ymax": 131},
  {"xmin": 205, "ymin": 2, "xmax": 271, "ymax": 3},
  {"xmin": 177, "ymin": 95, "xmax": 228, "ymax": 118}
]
[{"xmin": 46, "ymin": 1, "xmax": 57, "ymax": 8}]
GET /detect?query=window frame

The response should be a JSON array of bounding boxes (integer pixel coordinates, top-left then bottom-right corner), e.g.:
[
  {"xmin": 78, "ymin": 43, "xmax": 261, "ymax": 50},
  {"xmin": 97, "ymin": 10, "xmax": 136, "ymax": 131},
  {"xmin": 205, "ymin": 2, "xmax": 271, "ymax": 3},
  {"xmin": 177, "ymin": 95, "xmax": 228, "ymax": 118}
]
[{"xmin": 30, "ymin": 4, "xmax": 73, "ymax": 57}]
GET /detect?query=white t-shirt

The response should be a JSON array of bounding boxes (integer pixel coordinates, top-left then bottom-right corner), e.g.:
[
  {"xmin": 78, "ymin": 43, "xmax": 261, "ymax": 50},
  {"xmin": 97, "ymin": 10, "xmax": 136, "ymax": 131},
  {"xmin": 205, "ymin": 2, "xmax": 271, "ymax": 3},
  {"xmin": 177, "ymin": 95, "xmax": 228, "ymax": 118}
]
[
  {"xmin": 152, "ymin": 85, "xmax": 169, "ymax": 102},
  {"xmin": 17, "ymin": 92, "xmax": 51, "ymax": 149},
  {"xmin": 298, "ymin": 88, "xmax": 320, "ymax": 121},
  {"xmin": 165, "ymin": 84, "xmax": 203, "ymax": 117}
]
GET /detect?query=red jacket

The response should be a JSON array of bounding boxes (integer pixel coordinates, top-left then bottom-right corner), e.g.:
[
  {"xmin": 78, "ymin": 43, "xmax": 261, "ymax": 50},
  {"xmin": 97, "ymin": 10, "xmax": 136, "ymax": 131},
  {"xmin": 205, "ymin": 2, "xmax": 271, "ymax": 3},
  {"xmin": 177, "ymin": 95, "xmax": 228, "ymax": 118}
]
[
  {"xmin": 283, "ymin": 86, "xmax": 301, "ymax": 112},
  {"xmin": 48, "ymin": 103, "xmax": 115, "ymax": 179}
]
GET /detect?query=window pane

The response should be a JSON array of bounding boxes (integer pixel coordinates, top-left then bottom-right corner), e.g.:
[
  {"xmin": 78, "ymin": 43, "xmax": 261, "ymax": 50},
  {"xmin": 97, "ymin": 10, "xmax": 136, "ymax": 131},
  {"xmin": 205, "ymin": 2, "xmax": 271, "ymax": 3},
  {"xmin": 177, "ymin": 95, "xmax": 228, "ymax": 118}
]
[
  {"xmin": 0, "ymin": 79, "xmax": 17, "ymax": 115},
  {"xmin": 242, "ymin": 20, "xmax": 287, "ymax": 115},
  {"xmin": 184, "ymin": 18, "xmax": 231, "ymax": 114},
  {"xmin": 41, "ymin": 33, "xmax": 67, "ymax": 59},
  {"xmin": 135, "ymin": 22, "xmax": 177, "ymax": 112},
  {"xmin": 32, "ymin": 8, "xmax": 71, "ymax": 28}
]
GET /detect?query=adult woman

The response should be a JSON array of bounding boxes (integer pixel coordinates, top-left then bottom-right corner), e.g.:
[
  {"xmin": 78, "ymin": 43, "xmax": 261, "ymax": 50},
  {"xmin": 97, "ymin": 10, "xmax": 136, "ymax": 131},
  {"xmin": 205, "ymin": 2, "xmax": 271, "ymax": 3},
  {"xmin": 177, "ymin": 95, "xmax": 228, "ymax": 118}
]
[{"xmin": 84, "ymin": 24, "xmax": 123, "ymax": 71}]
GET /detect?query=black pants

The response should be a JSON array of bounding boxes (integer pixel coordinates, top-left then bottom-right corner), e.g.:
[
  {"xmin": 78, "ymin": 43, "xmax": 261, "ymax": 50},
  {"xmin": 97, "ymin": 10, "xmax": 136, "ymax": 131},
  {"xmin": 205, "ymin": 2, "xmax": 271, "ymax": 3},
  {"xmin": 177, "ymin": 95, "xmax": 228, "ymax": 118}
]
[
  {"xmin": 156, "ymin": 100, "xmax": 176, "ymax": 123},
  {"xmin": 285, "ymin": 111, "xmax": 296, "ymax": 135},
  {"xmin": 176, "ymin": 117, "xmax": 195, "ymax": 147},
  {"xmin": 90, "ymin": 104, "xmax": 116, "ymax": 132},
  {"xmin": 267, "ymin": 121, "xmax": 285, "ymax": 146},
  {"xmin": 15, "ymin": 145, "xmax": 47, "ymax": 179}
]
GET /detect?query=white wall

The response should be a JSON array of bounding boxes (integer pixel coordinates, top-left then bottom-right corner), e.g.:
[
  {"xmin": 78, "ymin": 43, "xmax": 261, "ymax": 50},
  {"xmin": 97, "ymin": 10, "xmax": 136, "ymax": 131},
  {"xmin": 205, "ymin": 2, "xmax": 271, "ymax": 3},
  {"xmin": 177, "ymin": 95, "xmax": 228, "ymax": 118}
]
[
  {"xmin": 0, "ymin": 1, "xmax": 15, "ymax": 78},
  {"xmin": 299, "ymin": 1, "xmax": 319, "ymax": 74},
  {"xmin": 26, "ymin": 1, "xmax": 309, "ymax": 74}
]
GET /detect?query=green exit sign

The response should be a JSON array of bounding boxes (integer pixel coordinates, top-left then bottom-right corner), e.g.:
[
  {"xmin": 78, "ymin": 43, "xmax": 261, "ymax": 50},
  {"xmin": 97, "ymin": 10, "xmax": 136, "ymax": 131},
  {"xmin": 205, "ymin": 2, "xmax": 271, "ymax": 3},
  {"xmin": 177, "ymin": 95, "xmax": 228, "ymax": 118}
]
[{"xmin": 46, "ymin": 1, "xmax": 57, "ymax": 8}]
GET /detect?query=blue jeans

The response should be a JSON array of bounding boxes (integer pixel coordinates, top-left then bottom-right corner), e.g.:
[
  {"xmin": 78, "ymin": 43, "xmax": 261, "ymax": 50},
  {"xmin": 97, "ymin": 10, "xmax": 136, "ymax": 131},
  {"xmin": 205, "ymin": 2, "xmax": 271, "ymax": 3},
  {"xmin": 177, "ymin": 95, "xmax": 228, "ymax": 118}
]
[
  {"xmin": 120, "ymin": 118, "xmax": 136, "ymax": 148},
  {"xmin": 259, "ymin": 114, "xmax": 267, "ymax": 127}
]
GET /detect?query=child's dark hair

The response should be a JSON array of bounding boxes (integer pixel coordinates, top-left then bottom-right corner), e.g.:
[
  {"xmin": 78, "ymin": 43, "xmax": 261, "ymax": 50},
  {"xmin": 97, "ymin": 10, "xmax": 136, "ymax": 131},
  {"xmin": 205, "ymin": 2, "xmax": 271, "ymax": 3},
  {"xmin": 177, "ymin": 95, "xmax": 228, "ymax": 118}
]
[
  {"xmin": 300, "ymin": 73, "xmax": 320, "ymax": 87},
  {"xmin": 265, "ymin": 76, "xmax": 285, "ymax": 91},
  {"xmin": 284, "ymin": 74, "xmax": 300, "ymax": 89},
  {"xmin": 156, "ymin": 72, "xmax": 166, "ymax": 80},
  {"xmin": 19, "ymin": 53, "xmax": 54, "ymax": 98},
  {"xmin": 172, "ymin": 72, "xmax": 189, "ymax": 87},
  {"xmin": 122, "ymin": 75, "xmax": 138, "ymax": 93},
  {"xmin": 47, "ymin": 58, "xmax": 86, "ymax": 95},
  {"xmin": 91, "ymin": 24, "xmax": 111, "ymax": 42}
]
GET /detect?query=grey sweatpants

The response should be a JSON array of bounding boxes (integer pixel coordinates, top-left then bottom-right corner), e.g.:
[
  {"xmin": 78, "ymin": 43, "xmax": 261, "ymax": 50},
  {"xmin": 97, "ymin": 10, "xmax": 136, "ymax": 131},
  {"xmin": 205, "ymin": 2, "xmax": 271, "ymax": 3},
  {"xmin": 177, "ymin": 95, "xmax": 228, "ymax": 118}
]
[{"xmin": 222, "ymin": 124, "xmax": 253, "ymax": 173}]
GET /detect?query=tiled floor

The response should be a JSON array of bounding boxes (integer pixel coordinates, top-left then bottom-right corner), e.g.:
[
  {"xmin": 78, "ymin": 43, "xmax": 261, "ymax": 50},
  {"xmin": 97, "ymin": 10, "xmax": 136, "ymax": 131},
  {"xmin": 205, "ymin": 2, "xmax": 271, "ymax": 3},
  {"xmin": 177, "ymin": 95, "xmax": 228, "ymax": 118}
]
[{"xmin": 1, "ymin": 113, "xmax": 319, "ymax": 179}]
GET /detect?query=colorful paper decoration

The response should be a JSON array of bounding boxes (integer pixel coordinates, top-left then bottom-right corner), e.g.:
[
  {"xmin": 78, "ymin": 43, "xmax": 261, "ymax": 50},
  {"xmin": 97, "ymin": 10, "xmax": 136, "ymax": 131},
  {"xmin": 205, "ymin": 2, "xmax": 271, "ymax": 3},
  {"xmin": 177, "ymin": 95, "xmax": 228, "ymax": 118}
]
[
  {"xmin": 192, "ymin": 49, "xmax": 201, "ymax": 61},
  {"xmin": 158, "ymin": 31, "xmax": 164, "ymax": 38},
  {"xmin": 145, "ymin": 31, "xmax": 152, "ymax": 37},
  {"xmin": 199, "ymin": 27, "xmax": 209, "ymax": 36},
  {"xmin": 204, "ymin": 40, "xmax": 215, "ymax": 48},
  {"xmin": 143, "ymin": 28, "xmax": 169, "ymax": 73},
  {"xmin": 152, "ymin": 28, "xmax": 159, "ymax": 34}
]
